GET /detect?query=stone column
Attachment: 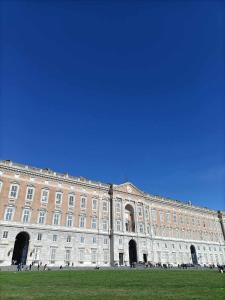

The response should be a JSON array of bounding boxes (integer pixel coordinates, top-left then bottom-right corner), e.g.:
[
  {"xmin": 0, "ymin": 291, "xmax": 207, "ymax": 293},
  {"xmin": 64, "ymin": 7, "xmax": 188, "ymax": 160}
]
[
  {"xmin": 218, "ymin": 211, "xmax": 225, "ymax": 242},
  {"xmin": 109, "ymin": 184, "xmax": 114, "ymax": 266}
]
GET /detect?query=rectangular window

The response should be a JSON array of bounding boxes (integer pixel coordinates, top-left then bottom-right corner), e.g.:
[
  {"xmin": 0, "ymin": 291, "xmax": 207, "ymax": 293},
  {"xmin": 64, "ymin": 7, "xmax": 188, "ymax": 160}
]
[
  {"xmin": 116, "ymin": 202, "xmax": 121, "ymax": 213},
  {"xmin": 37, "ymin": 233, "xmax": 42, "ymax": 241},
  {"xmin": 79, "ymin": 249, "xmax": 85, "ymax": 262},
  {"xmin": 68, "ymin": 194, "xmax": 75, "ymax": 206},
  {"xmin": 66, "ymin": 214, "xmax": 73, "ymax": 227},
  {"xmin": 34, "ymin": 247, "xmax": 40, "ymax": 261},
  {"xmin": 159, "ymin": 211, "xmax": 164, "ymax": 223},
  {"xmin": 55, "ymin": 192, "xmax": 63, "ymax": 205},
  {"xmin": 53, "ymin": 234, "xmax": 57, "ymax": 242},
  {"xmin": 2, "ymin": 231, "xmax": 8, "ymax": 238},
  {"xmin": 138, "ymin": 207, "xmax": 142, "ymax": 216},
  {"xmin": 81, "ymin": 197, "xmax": 86, "ymax": 209},
  {"xmin": 5, "ymin": 207, "xmax": 13, "ymax": 221},
  {"xmin": 67, "ymin": 236, "xmax": 71, "ymax": 242},
  {"xmin": 166, "ymin": 212, "xmax": 170, "ymax": 223},
  {"xmin": 65, "ymin": 249, "xmax": 71, "ymax": 262},
  {"xmin": 80, "ymin": 236, "xmax": 85, "ymax": 243},
  {"xmin": 79, "ymin": 215, "xmax": 85, "ymax": 228},
  {"xmin": 41, "ymin": 189, "xmax": 49, "ymax": 203},
  {"xmin": 38, "ymin": 211, "xmax": 46, "ymax": 224},
  {"xmin": 102, "ymin": 219, "xmax": 108, "ymax": 231},
  {"xmin": 104, "ymin": 238, "xmax": 108, "ymax": 245},
  {"xmin": 91, "ymin": 217, "xmax": 97, "ymax": 229},
  {"xmin": 53, "ymin": 213, "xmax": 60, "ymax": 225},
  {"xmin": 103, "ymin": 250, "xmax": 108, "ymax": 263},
  {"xmin": 119, "ymin": 238, "xmax": 122, "ymax": 245},
  {"xmin": 26, "ymin": 187, "xmax": 34, "ymax": 201},
  {"xmin": 173, "ymin": 213, "xmax": 177, "ymax": 223},
  {"xmin": 50, "ymin": 247, "xmax": 56, "ymax": 263},
  {"xmin": 116, "ymin": 220, "xmax": 121, "ymax": 231},
  {"xmin": 139, "ymin": 223, "xmax": 144, "ymax": 233},
  {"xmin": 103, "ymin": 201, "xmax": 108, "ymax": 211},
  {"xmin": 22, "ymin": 209, "xmax": 30, "ymax": 223},
  {"xmin": 92, "ymin": 199, "xmax": 97, "ymax": 210},
  {"xmin": 91, "ymin": 249, "xmax": 97, "ymax": 263},
  {"xmin": 145, "ymin": 208, "xmax": 149, "ymax": 219},
  {"xmin": 92, "ymin": 236, "xmax": 97, "ymax": 244},
  {"xmin": 152, "ymin": 209, "xmax": 157, "ymax": 222},
  {"xmin": 9, "ymin": 184, "xmax": 19, "ymax": 199}
]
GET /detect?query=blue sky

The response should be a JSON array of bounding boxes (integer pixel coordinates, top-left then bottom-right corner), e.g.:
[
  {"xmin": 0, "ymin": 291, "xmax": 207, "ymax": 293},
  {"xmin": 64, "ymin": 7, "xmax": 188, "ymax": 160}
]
[{"xmin": 1, "ymin": 1, "xmax": 224, "ymax": 210}]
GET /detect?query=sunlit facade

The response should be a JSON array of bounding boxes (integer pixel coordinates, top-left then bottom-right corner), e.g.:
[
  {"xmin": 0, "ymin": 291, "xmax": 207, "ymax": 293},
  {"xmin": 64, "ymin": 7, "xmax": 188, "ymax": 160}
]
[{"xmin": 0, "ymin": 160, "xmax": 224, "ymax": 267}]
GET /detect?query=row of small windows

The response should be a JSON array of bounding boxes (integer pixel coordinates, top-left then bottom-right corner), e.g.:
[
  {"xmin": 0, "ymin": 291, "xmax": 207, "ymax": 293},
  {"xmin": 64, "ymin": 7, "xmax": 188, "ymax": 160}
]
[
  {"xmin": 4, "ymin": 207, "xmax": 109, "ymax": 229},
  {"xmin": 114, "ymin": 220, "xmax": 150, "ymax": 234},
  {"xmin": 157, "ymin": 242, "xmax": 224, "ymax": 253},
  {"xmin": 1, "ymin": 183, "xmax": 219, "ymax": 229},
  {"xmin": 30, "ymin": 232, "xmax": 109, "ymax": 246},
  {"xmin": 2, "ymin": 230, "xmax": 224, "ymax": 256},
  {"xmin": 32, "ymin": 238, "xmax": 109, "ymax": 264},
  {"xmin": 151, "ymin": 209, "xmax": 213, "ymax": 228},
  {"xmin": 48, "ymin": 248, "xmax": 109, "ymax": 264},
  {"xmin": 4, "ymin": 183, "xmax": 109, "ymax": 210},
  {"xmin": 10, "ymin": 208, "xmax": 217, "ymax": 238},
  {"xmin": 4, "ymin": 207, "xmax": 219, "ymax": 237},
  {"xmin": 4, "ymin": 207, "xmax": 148, "ymax": 233}
]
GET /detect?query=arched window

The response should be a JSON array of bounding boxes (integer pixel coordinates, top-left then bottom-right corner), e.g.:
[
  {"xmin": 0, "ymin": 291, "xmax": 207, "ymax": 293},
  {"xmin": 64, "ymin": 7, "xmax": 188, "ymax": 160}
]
[{"xmin": 125, "ymin": 204, "xmax": 135, "ymax": 232}]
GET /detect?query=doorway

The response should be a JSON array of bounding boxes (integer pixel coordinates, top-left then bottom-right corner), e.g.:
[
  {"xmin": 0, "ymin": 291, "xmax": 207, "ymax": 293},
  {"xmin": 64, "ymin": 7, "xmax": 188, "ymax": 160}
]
[
  {"xmin": 12, "ymin": 232, "xmax": 30, "ymax": 265},
  {"xmin": 119, "ymin": 253, "xmax": 124, "ymax": 266},
  {"xmin": 129, "ymin": 239, "xmax": 137, "ymax": 266},
  {"xmin": 143, "ymin": 253, "xmax": 147, "ymax": 263},
  {"xmin": 190, "ymin": 245, "xmax": 198, "ymax": 265}
]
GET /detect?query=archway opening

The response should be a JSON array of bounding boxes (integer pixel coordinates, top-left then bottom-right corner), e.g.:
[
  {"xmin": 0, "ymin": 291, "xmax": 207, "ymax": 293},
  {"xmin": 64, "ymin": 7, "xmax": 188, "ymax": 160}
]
[
  {"xmin": 143, "ymin": 253, "xmax": 148, "ymax": 263},
  {"xmin": 190, "ymin": 245, "xmax": 198, "ymax": 265},
  {"xmin": 12, "ymin": 232, "xmax": 30, "ymax": 265},
  {"xmin": 125, "ymin": 204, "xmax": 135, "ymax": 232},
  {"xmin": 129, "ymin": 239, "xmax": 137, "ymax": 266}
]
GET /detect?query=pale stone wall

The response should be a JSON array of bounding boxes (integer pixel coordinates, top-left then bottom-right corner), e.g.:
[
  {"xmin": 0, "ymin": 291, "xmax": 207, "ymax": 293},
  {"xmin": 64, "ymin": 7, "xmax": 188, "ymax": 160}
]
[{"xmin": 0, "ymin": 160, "xmax": 224, "ymax": 267}]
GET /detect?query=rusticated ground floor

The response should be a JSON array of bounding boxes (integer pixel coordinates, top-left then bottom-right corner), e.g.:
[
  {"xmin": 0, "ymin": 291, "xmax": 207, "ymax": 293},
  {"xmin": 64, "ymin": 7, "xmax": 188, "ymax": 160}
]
[{"xmin": 0, "ymin": 224, "xmax": 224, "ymax": 267}]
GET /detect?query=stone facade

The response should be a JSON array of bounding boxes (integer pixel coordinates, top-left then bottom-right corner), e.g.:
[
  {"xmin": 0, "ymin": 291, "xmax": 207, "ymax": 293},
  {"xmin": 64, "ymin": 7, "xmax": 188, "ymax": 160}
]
[{"xmin": 0, "ymin": 160, "xmax": 224, "ymax": 267}]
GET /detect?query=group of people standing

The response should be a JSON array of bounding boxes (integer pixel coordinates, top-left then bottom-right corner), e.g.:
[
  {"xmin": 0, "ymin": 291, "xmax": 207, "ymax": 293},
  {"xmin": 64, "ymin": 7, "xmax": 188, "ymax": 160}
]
[{"xmin": 16, "ymin": 262, "xmax": 48, "ymax": 272}]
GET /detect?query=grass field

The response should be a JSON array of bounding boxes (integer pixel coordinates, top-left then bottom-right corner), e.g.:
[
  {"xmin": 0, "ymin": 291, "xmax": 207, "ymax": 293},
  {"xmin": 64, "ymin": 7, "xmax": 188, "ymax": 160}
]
[{"xmin": 0, "ymin": 269, "xmax": 224, "ymax": 300}]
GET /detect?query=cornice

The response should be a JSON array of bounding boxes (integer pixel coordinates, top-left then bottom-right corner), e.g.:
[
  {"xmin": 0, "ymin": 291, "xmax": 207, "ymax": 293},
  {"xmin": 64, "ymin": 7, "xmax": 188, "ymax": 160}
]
[{"xmin": 0, "ymin": 161, "xmax": 109, "ymax": 192}]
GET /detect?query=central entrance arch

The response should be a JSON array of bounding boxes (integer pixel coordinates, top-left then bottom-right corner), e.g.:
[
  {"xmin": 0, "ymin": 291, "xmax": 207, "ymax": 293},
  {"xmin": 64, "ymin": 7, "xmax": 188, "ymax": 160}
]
[
  {"xmin": 129, "ymin": 239, "xmax": 137, "ymax": 266},
  {"xmin": 125, "ymin": 204, "xmax": 135, "ymax": 232},
  {"xmin": 190, "ymin": 245, "xmax": 198, "ymax": 265},
  {"xmin": 12, "ymin": 232, "xmax": 30, "ymax": 265}
]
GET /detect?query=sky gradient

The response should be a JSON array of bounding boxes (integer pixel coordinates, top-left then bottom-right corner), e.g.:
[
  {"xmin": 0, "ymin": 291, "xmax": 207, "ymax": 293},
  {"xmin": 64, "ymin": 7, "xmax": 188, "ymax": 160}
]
[{"xmin": 1, "ymin": 1, "xmax": 225, "ymax": 210}]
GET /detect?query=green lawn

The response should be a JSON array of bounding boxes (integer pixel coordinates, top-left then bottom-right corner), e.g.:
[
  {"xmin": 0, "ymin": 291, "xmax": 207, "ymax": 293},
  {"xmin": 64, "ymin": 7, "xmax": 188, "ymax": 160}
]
[{"xmin": 0, "ymin": 269, "xmax": 224, "ymax": 300}]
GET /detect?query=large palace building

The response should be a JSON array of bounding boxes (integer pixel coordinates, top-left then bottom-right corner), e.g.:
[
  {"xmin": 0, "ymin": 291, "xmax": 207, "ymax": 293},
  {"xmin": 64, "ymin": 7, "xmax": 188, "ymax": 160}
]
[{"xmin": 0, "ymin": 160, "xmax": 224, "ymax": 267}]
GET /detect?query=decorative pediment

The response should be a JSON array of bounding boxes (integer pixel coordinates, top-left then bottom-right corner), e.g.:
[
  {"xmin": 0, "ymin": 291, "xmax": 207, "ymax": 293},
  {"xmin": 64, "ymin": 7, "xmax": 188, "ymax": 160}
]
[{"xmin": 114, "ymin": 182, "xmax": 144, "ymax": 196}]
